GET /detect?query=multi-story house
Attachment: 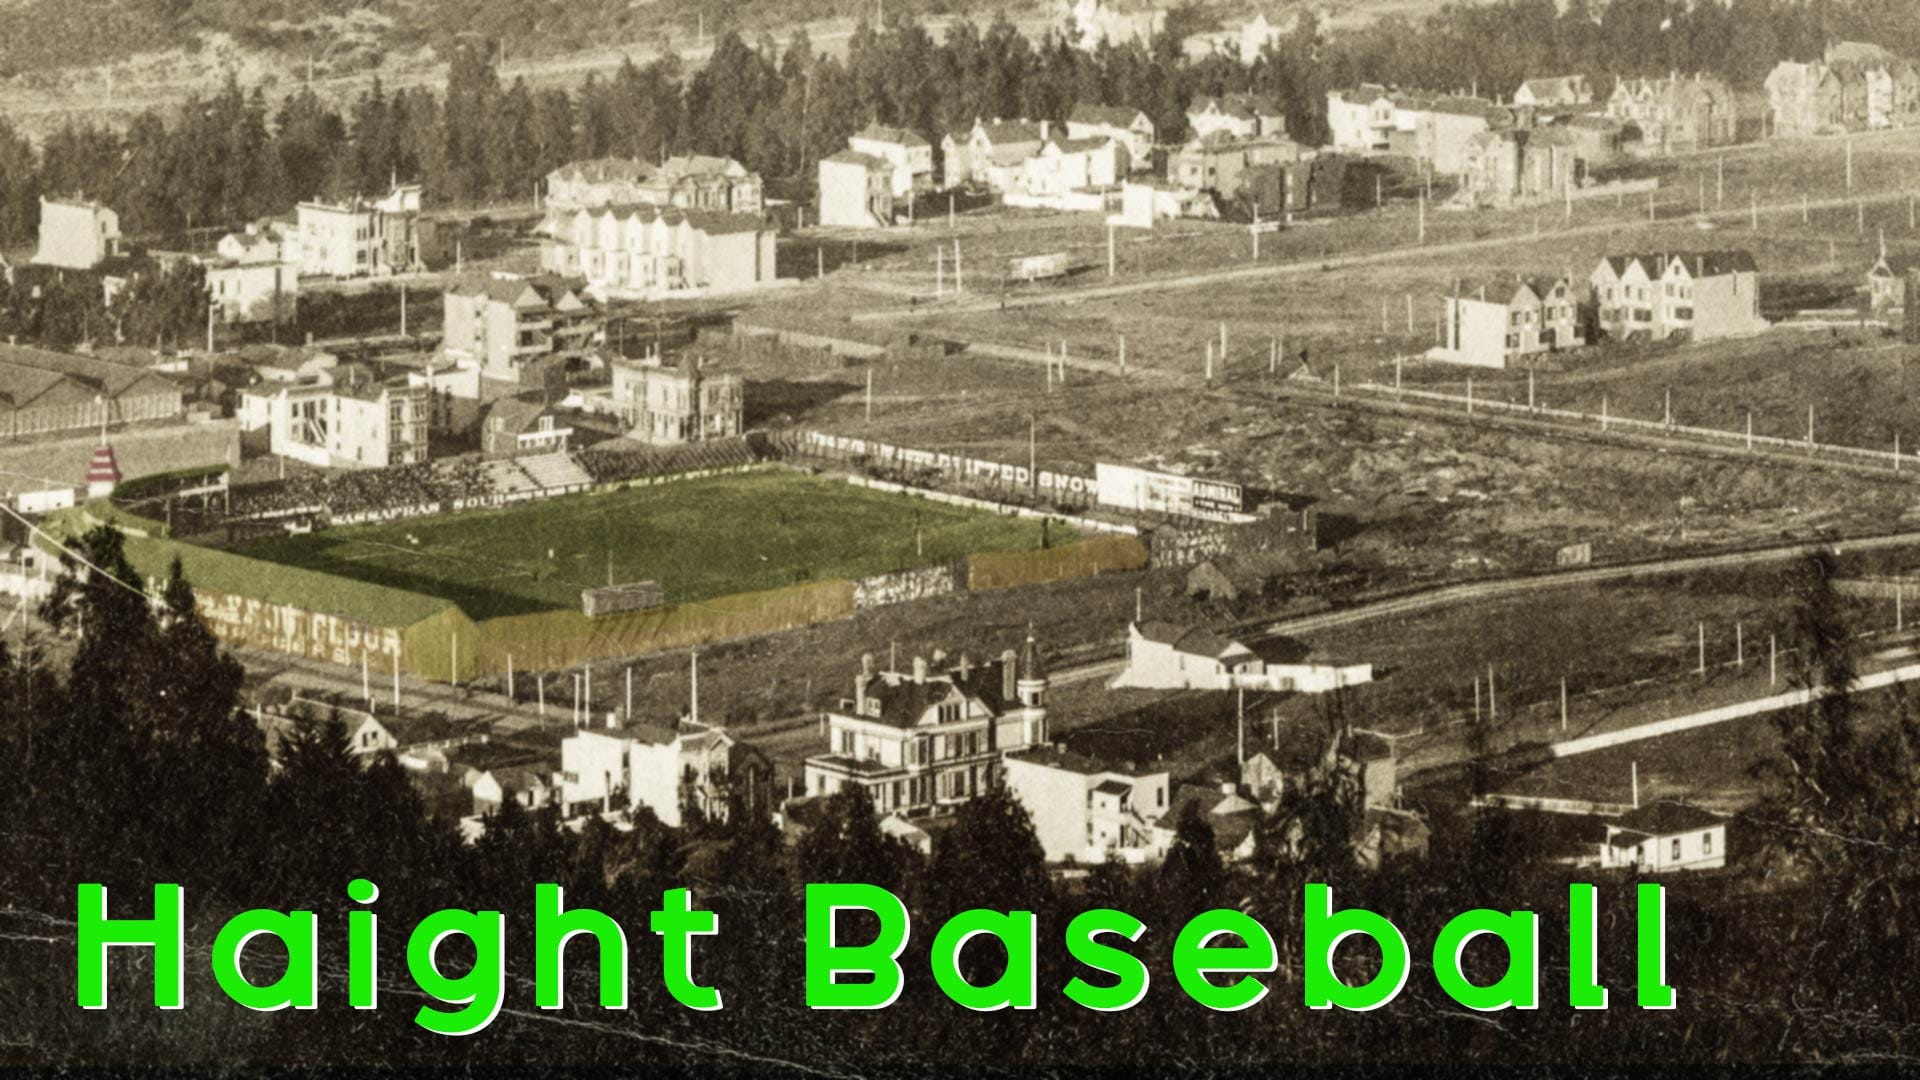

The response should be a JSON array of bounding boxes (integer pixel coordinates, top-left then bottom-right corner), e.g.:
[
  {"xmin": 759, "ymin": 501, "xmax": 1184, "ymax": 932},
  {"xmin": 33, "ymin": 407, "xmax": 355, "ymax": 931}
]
[
  {"xmin": 292, "ymin": 183, "xmax": 428, "ymax": 279},
  {"xmin": 441, "ymin": 274, "xmax": 601, "ymax": 385},
  {"xmin": 541, "ymin": 204, "xmax": 778, "ymax": 302},
  {"xmin": 560, "ymin": 720, "xmax": 772, "ymax": 827},
  {"xmin": 1170, "ymin": 132, "xmax": 1309, "ymax": 204},
  {"xmin": 941, "ymin": 119, "xmax": 1048, "ymax": 191},
  {"xmin": 1061, "ymin": 0, "xmax": 1163, "ymax": 52},
  {"xmin": 1002, "ymin": 746, "xmax": 1171, "ymax": 864},
  {"xmin": 1416, "ymin": 96, "xmax": 1512, "ymax": 176},
  {"xmin": 1435, "ymin": 275, "xmax": 1583, "ymax": 368},
  {"xmin": 1512, "ymin": 75, "xmax": 1593, "ymax": 109},
  {"xmin": 1766, "ymin": 61, "xmax": 1846, "ymax": 136},
  {"xmin": 1187, "ymin": 94, "xmax": 1287, "ymax": 140},
  {"xmin": 33, "ymin": 197, "xmax": 121, "ymax": 271},
  {"xmin": 1461, "ymin": 127, "xmax": 1580, "ymax": 208},
  {"xmin": 817, "ymin": 150, "xmax": 896, "ymax": 228},
  {"xmin": 1606, "ymin": 74, "xmax": 1736, "ymax": 154},
  {"xmin": 847, "ymin": 124, "xmax": 936, "ymax": 196},
  {"xmin": 545, "ymin": 158, "xmax": 658, "ymax": 212},
  {"xmin": 254, "ymin": 363, "xmax": 430, "ymax": 469},
  {"xmin": 1325, "ymin": 85, "xmax": 1396, "ymax": 153},
  {"xmin": 639, "ymin": 155, "xmax": 764, "ymax": 215},
  {"xmin": 804, "ymin": 640, "xmax": 1050, "ymax": 816},
  {"xmin": 1017, "ymin": 135, "xmax": 1126, "ymax": 198},
  {"xmin": 609, "ymin": 355, "xmax": 743, "ymax": 445},
  {"xmin": 1066, "ymin": 104, "xmax": 1157, "ymax": 171},
  {"xmin": 1589, "ymin": 251, "xmax": 1765, "ymax": 343}
]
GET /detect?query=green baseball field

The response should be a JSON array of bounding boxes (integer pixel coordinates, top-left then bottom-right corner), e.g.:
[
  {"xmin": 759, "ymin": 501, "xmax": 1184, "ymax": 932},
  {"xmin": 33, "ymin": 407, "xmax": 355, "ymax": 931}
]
[{"xmin": 238, "ymin": 470, "xmax": 1069, "ymax": 619}]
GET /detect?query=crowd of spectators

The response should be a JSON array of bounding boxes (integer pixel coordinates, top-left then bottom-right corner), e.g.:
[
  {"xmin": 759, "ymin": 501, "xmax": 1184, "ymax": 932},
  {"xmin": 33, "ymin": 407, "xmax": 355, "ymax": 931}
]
[
  {"xmin": 214, "ymin": 438, "xmax": 762, "ymax": 526},
  {"xmin": 574, "ymin": 440, "xmax": 756, "ymax": 485}
]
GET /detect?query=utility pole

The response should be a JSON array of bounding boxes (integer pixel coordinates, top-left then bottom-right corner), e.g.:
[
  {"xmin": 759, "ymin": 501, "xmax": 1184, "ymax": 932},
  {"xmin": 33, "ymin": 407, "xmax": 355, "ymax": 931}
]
[
  {"xmin": 1236, "ymin": 687, "xmax": 1246, "ymax": 767},
  {"xmin": 865, "ymin": 368, "xmax": 873, "ymax": 423},
  {"xmin": 1029, "ymin": 415, "xmax": 1037, "ymax": 491},
  {"xmin": 1560, "ymin": 677, "xmax": 1568, "ymax": 733},
  {"xmin": 1697, "ymin": 622, "xmax": 1706, "ymax": 675},
  {"xmin": 625, "ymin": 666, "xmax": 634, "ymax": 721}
]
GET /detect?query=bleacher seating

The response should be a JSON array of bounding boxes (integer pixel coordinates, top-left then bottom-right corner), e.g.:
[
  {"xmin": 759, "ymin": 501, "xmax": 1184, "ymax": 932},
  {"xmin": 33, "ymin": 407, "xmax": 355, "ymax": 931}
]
[
  {"xmin": 518, "ymin": 453, "xmax": 593, "ymax": 490},
  {"xmin": 211, "ymin": 437, "xmax": 767, "ymax": 529}
]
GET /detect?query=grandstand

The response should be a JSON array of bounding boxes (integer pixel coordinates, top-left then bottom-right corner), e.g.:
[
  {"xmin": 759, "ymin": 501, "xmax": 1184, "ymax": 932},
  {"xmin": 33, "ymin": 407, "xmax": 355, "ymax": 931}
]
[
  {"xmin": 517, "ymin": 453, "xmax": 593, "ymax": 491},
  {"xmin": 165, "ymin": 436, "xmax": 768, "ymax": 536}
]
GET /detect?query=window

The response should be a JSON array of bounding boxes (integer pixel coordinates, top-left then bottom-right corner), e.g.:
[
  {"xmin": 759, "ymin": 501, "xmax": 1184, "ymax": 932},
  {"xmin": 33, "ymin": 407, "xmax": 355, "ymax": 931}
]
[
  {"xmin": 1157, "ymin": 786, "xmax": 1165, "ymax": 807},
  {"xmin": 1702, "ymin": 832, "xmax": 1713, "ymax": 855},
  {"xmin": 839, "ymin": 730, "xmax": 853, "ymax": 755},
  {"xmin": 1671, "ymin": 838, "xmax": 1683, "ymax": 860}
]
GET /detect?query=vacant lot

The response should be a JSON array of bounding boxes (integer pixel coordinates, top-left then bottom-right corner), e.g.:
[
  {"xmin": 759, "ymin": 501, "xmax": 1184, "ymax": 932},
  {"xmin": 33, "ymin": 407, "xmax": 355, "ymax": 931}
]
[{"xmin": 239, "ymin": 470, "xmax": 1066, "ymax": 619}]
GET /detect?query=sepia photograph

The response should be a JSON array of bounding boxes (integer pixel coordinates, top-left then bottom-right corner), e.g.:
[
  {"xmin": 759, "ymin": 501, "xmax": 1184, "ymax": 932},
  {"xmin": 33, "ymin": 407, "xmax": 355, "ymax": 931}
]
[{"xmin": 2, "ymin": 0, "xmax": 1919, "ymax": 1070}]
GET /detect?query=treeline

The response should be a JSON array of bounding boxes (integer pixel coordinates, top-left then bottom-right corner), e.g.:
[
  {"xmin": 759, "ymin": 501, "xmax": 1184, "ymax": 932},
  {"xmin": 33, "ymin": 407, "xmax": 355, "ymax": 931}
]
[
  {"xmin": 2, "ymin": 0, "xmax": 1916, "ymax": 249},
  {"xmin": 0, "ymin": 531, "xmax": 1916, "ymax": 1065}
]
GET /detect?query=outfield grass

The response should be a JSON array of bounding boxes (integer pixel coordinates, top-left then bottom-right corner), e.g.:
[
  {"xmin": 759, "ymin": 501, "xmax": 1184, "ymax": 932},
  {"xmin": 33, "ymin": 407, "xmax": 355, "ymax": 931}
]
[{"xmin": 238, "ymin": 470, "xmax": 1070, "ymax": 620}]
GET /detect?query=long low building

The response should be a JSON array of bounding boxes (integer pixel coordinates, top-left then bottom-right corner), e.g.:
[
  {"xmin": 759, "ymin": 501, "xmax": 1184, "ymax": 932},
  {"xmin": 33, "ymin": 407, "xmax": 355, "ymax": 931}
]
[{"xmin": 0, "ymin": 344, "xmax": 183, "ymax": 438}]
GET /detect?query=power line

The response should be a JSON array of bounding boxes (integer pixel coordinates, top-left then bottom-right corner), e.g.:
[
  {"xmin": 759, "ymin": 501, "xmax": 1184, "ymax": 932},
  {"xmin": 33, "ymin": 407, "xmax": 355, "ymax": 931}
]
[{"xmin": 0, "ymin": 503, "xmax": 153, "ymax": 603}]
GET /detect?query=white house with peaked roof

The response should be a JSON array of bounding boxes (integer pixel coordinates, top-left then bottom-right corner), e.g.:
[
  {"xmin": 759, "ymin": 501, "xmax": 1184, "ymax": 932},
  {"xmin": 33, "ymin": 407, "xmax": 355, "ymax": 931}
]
[
  {"xmin": 1109, "ymin": 621, "xmax": 1372, "ymax": 693},
  {"xmin": 1513, "ymin": 75, "xmax": 1593, "ymax": 108},
  {"xmin": 847, "ymin": 124, "xmax": 935, "ymax": 197},
  {"xmin": 1066, "ymin": 104, "xmax": 1157, "ymax": 172},
  {"xmin": 1600, "ymin": 801, "xmax": 1727, "ymax": 871},
  {"xmin": 1188, "ymin": 94, "xmax": 1287, "ymax": 140}
]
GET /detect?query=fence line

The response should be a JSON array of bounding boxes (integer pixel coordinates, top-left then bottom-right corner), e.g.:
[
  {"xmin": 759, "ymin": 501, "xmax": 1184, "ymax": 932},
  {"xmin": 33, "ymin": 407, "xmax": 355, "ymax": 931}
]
[{"xmin": 1352, "ymin": 378, "xmax": 1916, "ymax": 472}]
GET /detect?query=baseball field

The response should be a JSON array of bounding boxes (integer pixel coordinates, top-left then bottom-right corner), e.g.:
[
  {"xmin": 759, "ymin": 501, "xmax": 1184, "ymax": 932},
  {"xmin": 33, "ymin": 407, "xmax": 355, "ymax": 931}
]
[{"xmin": 237, "ymin": 469, "xmax": 1070, "ymax": 619}]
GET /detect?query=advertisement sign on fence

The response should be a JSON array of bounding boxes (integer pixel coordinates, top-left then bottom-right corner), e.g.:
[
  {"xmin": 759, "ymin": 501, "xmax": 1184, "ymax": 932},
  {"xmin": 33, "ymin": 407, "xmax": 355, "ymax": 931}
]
[{"xmin": 1094, "ymin": 463, "xmax": 1247, "ymax": 522}]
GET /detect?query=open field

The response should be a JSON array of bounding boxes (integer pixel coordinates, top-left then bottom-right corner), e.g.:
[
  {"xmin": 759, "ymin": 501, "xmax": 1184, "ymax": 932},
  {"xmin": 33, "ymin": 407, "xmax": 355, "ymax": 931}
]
[
  {"xmin": 763, "ymin": 127, "xmax": 1920, "ymax": 406},
  {"xmin": 236, "ymin": 470, "xmax": 1068, "ymax": 619},
  {"xmin": 756, "ymin": 349, "xmax": 1920, "ymax": 585}
]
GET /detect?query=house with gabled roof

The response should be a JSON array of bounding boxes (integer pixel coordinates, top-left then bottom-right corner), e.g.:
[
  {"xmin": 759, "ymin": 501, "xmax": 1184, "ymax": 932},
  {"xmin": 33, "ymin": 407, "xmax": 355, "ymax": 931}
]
[
  {"xmin": 442, "ymin": 273, "xmax": 601, "ymax": 385},
  {"xmin": 1066, "ymin": 104, "xmax": 1156, "ymax": 171},
  {"xmin": 1188, "ymin": 93, "xmax": 1287, "ymax": 140},
  {"xmin": 804, "ymin": 637, "xmax": 1050, "ymax": 816},
  {"xmin": 1326, "ymin": 84, "xmax": 1397, "ymax": 152},
  {"xmin": 1110, "ymin": 621, "xmax": 1372, "ymax": 692},
  {"xmin": 1866, "ymin": 251, "xmax": 1920, "ymax": 313},
  {"xmin": 1600, "ymin": 801, "xmax": 1727, "ymax": 871},
  {"xmin": 847, "ymin": 124, "xmax": 935, "ymax": 196},
  {"xmin": 1431, "ymin": 274, "xmax": 1583, "ymax": 368},
  {"xmin": 1590, "ymin": 251, "xmax": 1764, "ymax": 342},
  {"xmin": 942, "ymin": 118, "xmax": 1050, "ymax": 192},
  {"xmin": 1607, "ymin": 73, "xmax": 1736, "ymax": 154},
  {"xmin": 545, "ymin": 157, "xmax": 658, "ymax": 213},
  {"xmin": 541, "ymin": 202, "xmax": 778, "ymax": 301},
  {"xmin": 1513, "ymin": 75, "xmax": 1592, "ymax": 108}
]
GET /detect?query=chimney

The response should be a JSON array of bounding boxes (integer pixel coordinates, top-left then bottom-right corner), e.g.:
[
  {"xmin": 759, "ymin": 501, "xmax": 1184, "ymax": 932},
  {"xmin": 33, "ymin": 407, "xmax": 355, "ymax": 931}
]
[
  {"xmin": 1002, "ymin": 649, "xmax": 1019, "ymax": 702},
  {"xmin": 1220, "ymin": 780, "xmax": 1237, "ymax": 796},
  {"xmin": 958, "ymin": 653, "xmax": 972, "ymax": 680},
  {"xmin": 1697, "ymin": 256, "xmax": 1704, "ymax": 277},
  {"xmin": 1040, "ymin": 119, "xmax": 1050, "ymax": 142},
  {"xmin": 912, "ymin": 656, "xmax": 928, "ymax": 683}
]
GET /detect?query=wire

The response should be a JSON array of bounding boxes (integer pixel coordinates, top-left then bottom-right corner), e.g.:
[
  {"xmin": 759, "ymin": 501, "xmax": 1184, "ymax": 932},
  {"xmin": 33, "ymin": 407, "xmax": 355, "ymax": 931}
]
[{"xmin": 0, "ymin": 502, "xmax": 154, "ymax": 603}]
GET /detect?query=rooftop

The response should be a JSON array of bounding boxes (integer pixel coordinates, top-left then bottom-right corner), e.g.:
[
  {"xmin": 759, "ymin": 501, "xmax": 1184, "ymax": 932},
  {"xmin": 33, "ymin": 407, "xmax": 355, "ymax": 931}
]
[{"xmin": 1610, "ymin": 800, "xmax": 1725, "ymax": 839}]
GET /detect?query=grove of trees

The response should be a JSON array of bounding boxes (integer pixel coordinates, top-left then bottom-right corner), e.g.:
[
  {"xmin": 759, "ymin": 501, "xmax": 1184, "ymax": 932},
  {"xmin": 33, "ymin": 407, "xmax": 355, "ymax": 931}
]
[{"xmin": 2, "ymin": 0, "xmax": 1917, "ymax": 249}]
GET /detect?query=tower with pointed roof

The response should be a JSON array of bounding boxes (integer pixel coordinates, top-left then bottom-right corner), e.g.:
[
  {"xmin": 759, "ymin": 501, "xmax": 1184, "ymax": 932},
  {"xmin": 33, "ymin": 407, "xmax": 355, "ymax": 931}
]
[
  {"xmin": 85, "ymin": 443, "xmax": 121, "ymax": 499},
  {"xmin": 1016, "ymin": 625, "xmax": 1048, "ymax": 710}
]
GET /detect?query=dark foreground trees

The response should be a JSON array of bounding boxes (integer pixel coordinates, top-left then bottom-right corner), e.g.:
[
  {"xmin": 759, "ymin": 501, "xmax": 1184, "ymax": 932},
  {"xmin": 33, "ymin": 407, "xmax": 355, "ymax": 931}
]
[{"xmin": 0, "ymin": 536, "xmax": 1913, "ymax": 1065}]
